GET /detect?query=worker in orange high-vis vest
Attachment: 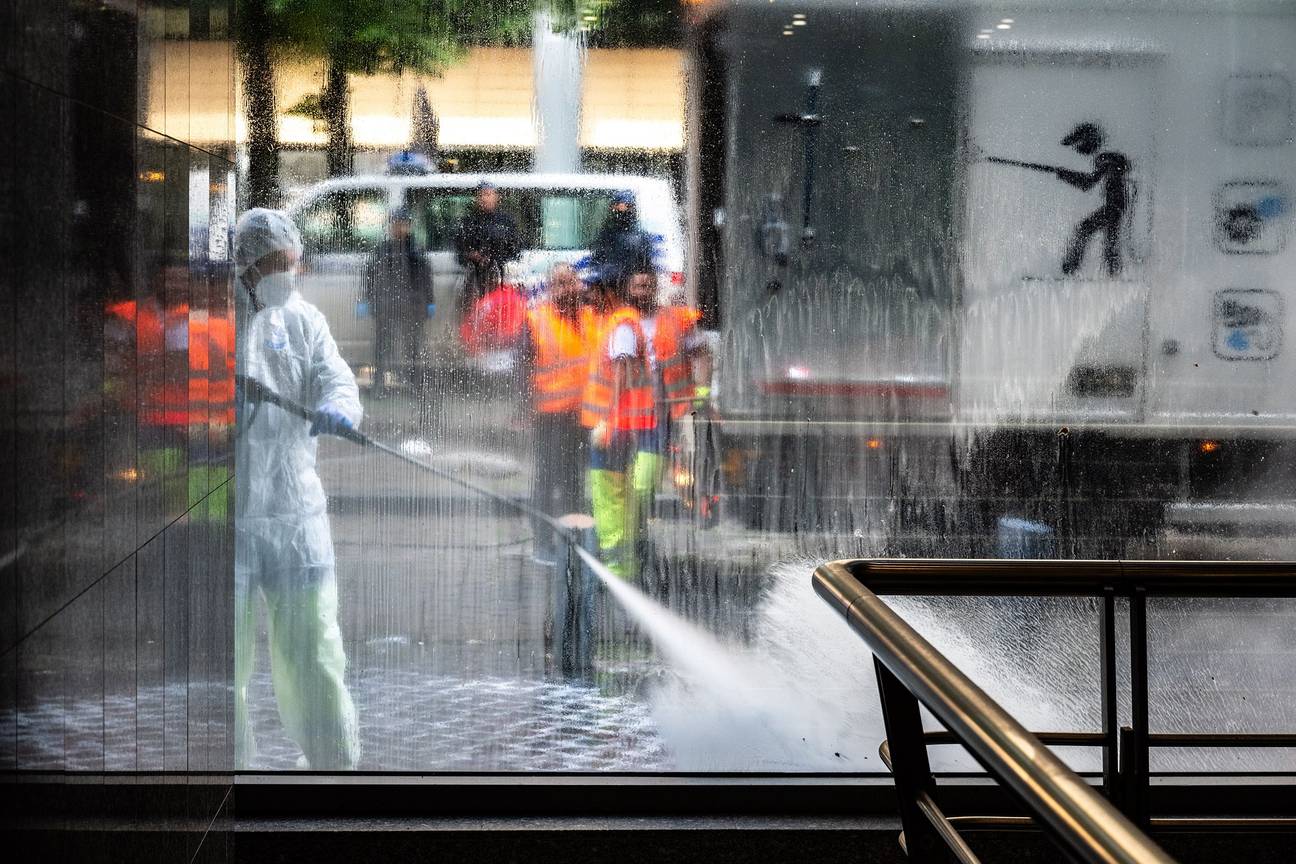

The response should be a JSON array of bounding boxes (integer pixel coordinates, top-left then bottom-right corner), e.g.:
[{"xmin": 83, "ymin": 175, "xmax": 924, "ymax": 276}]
[
  {"xmin": 522, "ymin": 263, "xmax": 598, "ymax": 564},
  {"xmin": 583, "ymin": 262, "xmax": 711, "ymax": 580}
]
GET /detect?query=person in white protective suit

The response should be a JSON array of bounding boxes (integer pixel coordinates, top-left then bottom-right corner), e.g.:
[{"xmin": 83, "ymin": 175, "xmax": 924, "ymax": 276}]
[{"xmin": 233, "ymin": 208, "xmax": 362, "ymax": 770}]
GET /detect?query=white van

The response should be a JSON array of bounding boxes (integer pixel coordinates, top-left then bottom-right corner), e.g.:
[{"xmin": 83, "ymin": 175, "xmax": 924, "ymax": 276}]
[{"xmin": 289, "ymin": 172, "xmax": 685, "ymax": 370}]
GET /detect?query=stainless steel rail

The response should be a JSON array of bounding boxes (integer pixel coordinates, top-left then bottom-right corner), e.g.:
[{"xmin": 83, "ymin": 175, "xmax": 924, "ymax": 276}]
[
  {"xmin": 812, "ymin": 559, "xmax": 1296, "ymax": 864},
  {"xmin": 818, "ymin": 558, "xmax": 1294, "ymax": 596}
]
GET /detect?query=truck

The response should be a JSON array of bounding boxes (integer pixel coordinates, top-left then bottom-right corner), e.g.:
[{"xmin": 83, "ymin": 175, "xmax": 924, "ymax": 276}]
[{"xmin": 682, "ymin": 0, "xmax": 1296, "ymax": 556}]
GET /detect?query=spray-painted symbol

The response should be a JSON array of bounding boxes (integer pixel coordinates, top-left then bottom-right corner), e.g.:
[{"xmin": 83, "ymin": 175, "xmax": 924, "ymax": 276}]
[
  {"xmin": 1213, "ymin": 289, "xmax": 1283, "ymax": 361},
  {"xmin": 1216, "ymin": 181, "xmax": 1289, "ymax": 254},
  {"xmin": 986, "ymin": 122, "xmax": 1131, "ymax": 276},
  {"xmin": 1222, "ymin": 74, "xmax": 1293, "ymax": 146}
]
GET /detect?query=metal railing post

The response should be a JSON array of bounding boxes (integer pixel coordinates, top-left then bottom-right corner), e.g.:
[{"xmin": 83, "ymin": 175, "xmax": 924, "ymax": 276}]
[
  {"xmin": 874, "ymin": 656, "xmax": 947, "ymax": 862},
  {"xmin": 1100, "ymin": 587, "xmax": 1120, "ymax": 805},
  {"xmin": 814, "ymin": 559, "xmax": 1195, "ymax": 864},
  {"xmin": 554, "ymin": 514, "xmax": 598, "ymax": 681},
  {"xmin": 1127, "ymin": 587, "xmax": 1151, "ymax": 828}
]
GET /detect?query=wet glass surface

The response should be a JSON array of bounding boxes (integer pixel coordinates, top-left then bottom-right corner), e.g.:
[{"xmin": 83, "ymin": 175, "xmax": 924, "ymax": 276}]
[
  {"xmin": 2, "ymin": 0, "xmax": 237, "ymax": 789},
  {"xmin": 2, "ymin": 0, "xmax": 1295, "ymax": 787},
  {"xmin": 230, "ymin": 0, "xmax": 1296, "ymax": 774}
]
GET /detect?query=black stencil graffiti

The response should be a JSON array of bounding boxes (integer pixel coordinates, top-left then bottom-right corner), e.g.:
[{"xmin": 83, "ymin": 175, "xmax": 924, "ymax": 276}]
[{"xmin": 987, "ymin": 122, "xmax": 1132, "ymax": 276}]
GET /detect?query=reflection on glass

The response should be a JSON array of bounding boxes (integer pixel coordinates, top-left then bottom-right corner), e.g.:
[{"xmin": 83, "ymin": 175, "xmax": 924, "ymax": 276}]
[{"xmin": 225, "ymin": 1, "xmax": 1296, "ymax": 773}]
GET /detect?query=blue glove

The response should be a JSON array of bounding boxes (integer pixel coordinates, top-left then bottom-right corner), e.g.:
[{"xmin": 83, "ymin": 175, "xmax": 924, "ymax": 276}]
[
  {"xmin": 426, "ymin": 302, "xmax": 436, "ymax": 318},
  {"xmin": 355, "ymin": 300, "xmax": 371, "ymax": 319},
  {"xmin": 310, "ymin": 404, "xmax": 355, "ymax": 437}
]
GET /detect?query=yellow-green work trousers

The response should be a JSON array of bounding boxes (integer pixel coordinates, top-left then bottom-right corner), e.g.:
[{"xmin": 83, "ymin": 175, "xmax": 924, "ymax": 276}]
[
  {"xmin": 235, "ymin": 514, "xmax": 359, "ymax": 770},
  {"xmin": 589, "ymin": 450, "xmax": 663, "ymax": 580}
]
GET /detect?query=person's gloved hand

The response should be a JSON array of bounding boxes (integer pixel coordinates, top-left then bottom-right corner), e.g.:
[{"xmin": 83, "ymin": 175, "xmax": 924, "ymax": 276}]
[
  {"xmin": 311, "ymin": 404, "xmax": 356, "ymax": 438},
  {"xmin": 426, "ymin": 302, "xmax": 436, "ymax": 318},
  {"xmin": 591, "ymin": 421, "xmax": 611, "ymax": 449},
  {"xmin": 355, "ymin": 300, "xmax": 371, "ymax": 319}
]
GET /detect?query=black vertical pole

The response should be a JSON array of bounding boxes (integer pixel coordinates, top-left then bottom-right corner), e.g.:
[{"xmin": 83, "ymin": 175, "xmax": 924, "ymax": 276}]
[
  {"xmin": 1099, "ymin": 587, "xmax": 1119, "ymax": 804},
  {"xmin": 554, "ymin": 539, "xmax": 574, "ymax": 678},
  {"xmin": 572, "ymin": 522, "xmax": 598, "ymax": 681},
  {"xmin": 1056, "ymin": 427, "xmax": 1076, "ymax": 558},
  {"xmin": 800, "ymin": 70, "xmax": 822, "ymax": 247},
  {"xmin": 1127, "ymin": 587, "xmax": 1150, "ymax": 827},
  {"xmin": 874, "ymin": 658, "xmax": 945, "ymax": 862}
]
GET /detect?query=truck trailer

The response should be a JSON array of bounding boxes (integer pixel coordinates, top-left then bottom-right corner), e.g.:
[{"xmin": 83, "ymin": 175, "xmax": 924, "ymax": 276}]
[{"xmin": 683, "ymin": 0, "xmax": 1296, "ymax": 556}]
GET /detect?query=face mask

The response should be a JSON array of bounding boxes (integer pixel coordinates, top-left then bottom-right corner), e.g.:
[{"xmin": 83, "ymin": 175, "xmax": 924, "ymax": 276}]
[{"xmin": 255, "ymin": 271, "xmax": 295, "ymax": 308}]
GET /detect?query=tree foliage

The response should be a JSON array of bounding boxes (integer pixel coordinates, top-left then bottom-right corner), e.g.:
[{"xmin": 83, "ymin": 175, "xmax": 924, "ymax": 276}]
[
  {"xmin": 546, "ymin": 0, "xmax": 681, "ymax": 47},
  {"xmin": 234, "ymin": 0, "xmax": 685, "ymax": 187},
  {"xmin": 270, "ymin": 0, "xmax": 535, "ymax": 76}
]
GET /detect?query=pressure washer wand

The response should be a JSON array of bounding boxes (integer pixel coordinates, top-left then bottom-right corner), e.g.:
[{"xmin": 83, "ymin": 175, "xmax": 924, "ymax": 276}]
[
  {"xmin": 235, "ymin": 374, "xmax": 570, "ymax": 535},
  {"xmin": 237, "ymin": 374, "xmax": 370, "ymax": 446}
]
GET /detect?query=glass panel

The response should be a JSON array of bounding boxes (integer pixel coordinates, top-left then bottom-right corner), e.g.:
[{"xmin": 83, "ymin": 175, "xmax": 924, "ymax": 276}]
[
  {"xmin": 406, "ymin": 187, "xmax": 537, "ymax": 251},
  {"xmin": 215, "ymin": 1, "xmax": 1296, "ymax": 777},
  {"xmin": 539, "ymin": 191, "xmax": 615, "ymax": 249},
  {"xmin": 299, "ymin": 188, "xmax": 390, "ymax": 255},
  {"xmin": 12, "ymin": 0, "xmax": 1296, "ymax": 791},
  {"xmin": 1, "ymin": 0, "xmax": 239, "ymax": 817},
  {"xmin": 1147, "ymin": 597, "xmax": 1296, "ymax": 773}
]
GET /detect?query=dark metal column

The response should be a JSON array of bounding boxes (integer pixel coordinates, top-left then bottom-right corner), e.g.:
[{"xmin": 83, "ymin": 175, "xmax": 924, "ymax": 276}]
[
  {"xmin": 1126, "ymin": 587, "xmax": 1151, "ymax": 827},
  {"xmin": 874, "ymin": 657, "xmax": 946, "ymax": 861},
  {"xmin": 1100, "ymin": 587, "xmax": 1120, "ymax": 804}
]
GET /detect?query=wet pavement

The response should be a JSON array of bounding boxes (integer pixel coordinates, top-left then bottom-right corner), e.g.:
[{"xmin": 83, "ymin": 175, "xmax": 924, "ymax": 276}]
[
  {"xmin": 246, "ymin": 669, "xmax": 668, "ymax": 772},
  {"xmin": 11, "ymin": 381, "xmax": 1294, "ymax": 775}
]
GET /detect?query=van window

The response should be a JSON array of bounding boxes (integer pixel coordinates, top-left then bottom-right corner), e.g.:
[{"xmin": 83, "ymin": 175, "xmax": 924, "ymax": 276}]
[
  {"xmin": 539, "ymin": 191, "xmax": 617, "ymax": 250},
  {"xmin": 406, "ymin": 188, "xmax": 537, "ymax": 252},
  {"xmin": 404, "ymin": 187, "xmax": 634, "ymax": 252},
  {"xmin": 299, "ymin": 188, "xmax": 388, "ymax": 254}
]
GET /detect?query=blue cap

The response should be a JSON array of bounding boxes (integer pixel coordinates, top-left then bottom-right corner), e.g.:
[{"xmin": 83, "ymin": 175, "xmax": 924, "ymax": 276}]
[
  {"xmin": 387, "ymin": 150, "xmax": 432, "ymax": 175},
  {"xmin": 476, "ymin": 180, "xmax": 497, "ymax": 192},
  {"xmin": 611, "ymin": 190, "xmax": 634, "ymax": 206}
]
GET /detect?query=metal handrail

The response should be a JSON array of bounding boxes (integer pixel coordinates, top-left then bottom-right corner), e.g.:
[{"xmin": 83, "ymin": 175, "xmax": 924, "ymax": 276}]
[
  {"xmin": 815, "ymin": 558, "xmax": 1296, "ymax": 862},
  {"xmin": 816, "ymin": 560, "xmax": 1173, "ymax": 864},
  {"xmin": 819, "ymin": 558, "xmax": 1294, "ymax": 596}
]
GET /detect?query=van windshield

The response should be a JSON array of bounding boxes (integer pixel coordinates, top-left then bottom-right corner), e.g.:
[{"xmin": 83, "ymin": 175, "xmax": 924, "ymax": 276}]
[
  {"xmin": 299, "ymin": 188, "xmax": 389, "ymax": 254},
  {"xmin": 405, "ymin": 187, "xmax": 646, "ymax": 252}
]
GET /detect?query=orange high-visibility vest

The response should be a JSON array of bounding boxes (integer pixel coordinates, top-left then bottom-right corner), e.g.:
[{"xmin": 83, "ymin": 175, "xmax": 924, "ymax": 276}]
[
  {"xmin": 106, "ymin": 299, "xmax": 237, "ymax": 428},
  {"xmin": 581, "ymin": 307, "xmax": 655, "ymax": 431},
  {"xmin": 650, "ymin": 306, "xmax": 703, "ymax": 420},
  {"xmin": 527, "ymin": 303, "xmax": 593, "ymax": 414}
]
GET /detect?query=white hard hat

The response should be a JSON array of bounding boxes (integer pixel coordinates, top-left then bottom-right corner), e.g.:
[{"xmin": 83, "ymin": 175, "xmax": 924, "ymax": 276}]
[{"xmin": 233, "ymin": 208, "xmax": 303, "ymax": 277}]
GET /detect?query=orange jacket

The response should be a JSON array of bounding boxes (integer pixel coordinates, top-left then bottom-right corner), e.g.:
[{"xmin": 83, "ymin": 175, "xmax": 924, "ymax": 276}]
[
  {"xmin": 527, "ymin": 303, "xmax": 595, "ymax": 414},
  {"xmin": 651, "ymin": 306, "xmax": 703, "ymax": 420},
  {"xmin": 581, "ymin": 307, "xmax": 655, "ymax": 431},
  {"xmin": 106, "ymin": 299, "xmax": 236, "ymax": 427}
]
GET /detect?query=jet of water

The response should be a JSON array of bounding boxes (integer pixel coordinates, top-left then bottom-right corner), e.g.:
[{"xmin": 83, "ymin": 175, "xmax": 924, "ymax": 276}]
[{"xmin": 576, "ymin": 547, "xmax": 880, "ymax": 770}]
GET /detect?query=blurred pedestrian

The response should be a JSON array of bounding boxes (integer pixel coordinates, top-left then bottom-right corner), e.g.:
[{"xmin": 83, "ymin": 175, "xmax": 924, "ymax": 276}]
[
  {"xmin": 589, "ymin": 191, "xmax": 650, "ymax": 289},
  {"xmin": 522, "ymin": 263, "xmax": 596, "ymax": 564},
  {"xmin": 364, "ymin": 206, "xmax": 434, "ymax": 396},
  {"xmin": 453, "ymin": 180, "xmax": 521, "ymax": 310},
  {"xmin": 233, "ymin": 208, "xmax": 362, "ymax": 770}
]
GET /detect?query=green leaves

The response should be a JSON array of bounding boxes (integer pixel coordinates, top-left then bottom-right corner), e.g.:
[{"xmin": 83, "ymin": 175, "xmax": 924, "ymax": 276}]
[
  {"xmin": 254, "ymin": 0, "xmax": 535, "ymax": 76},
  {"xmin": 235, "ymin": 0, "xmax": 681, "ymax": 66}
]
